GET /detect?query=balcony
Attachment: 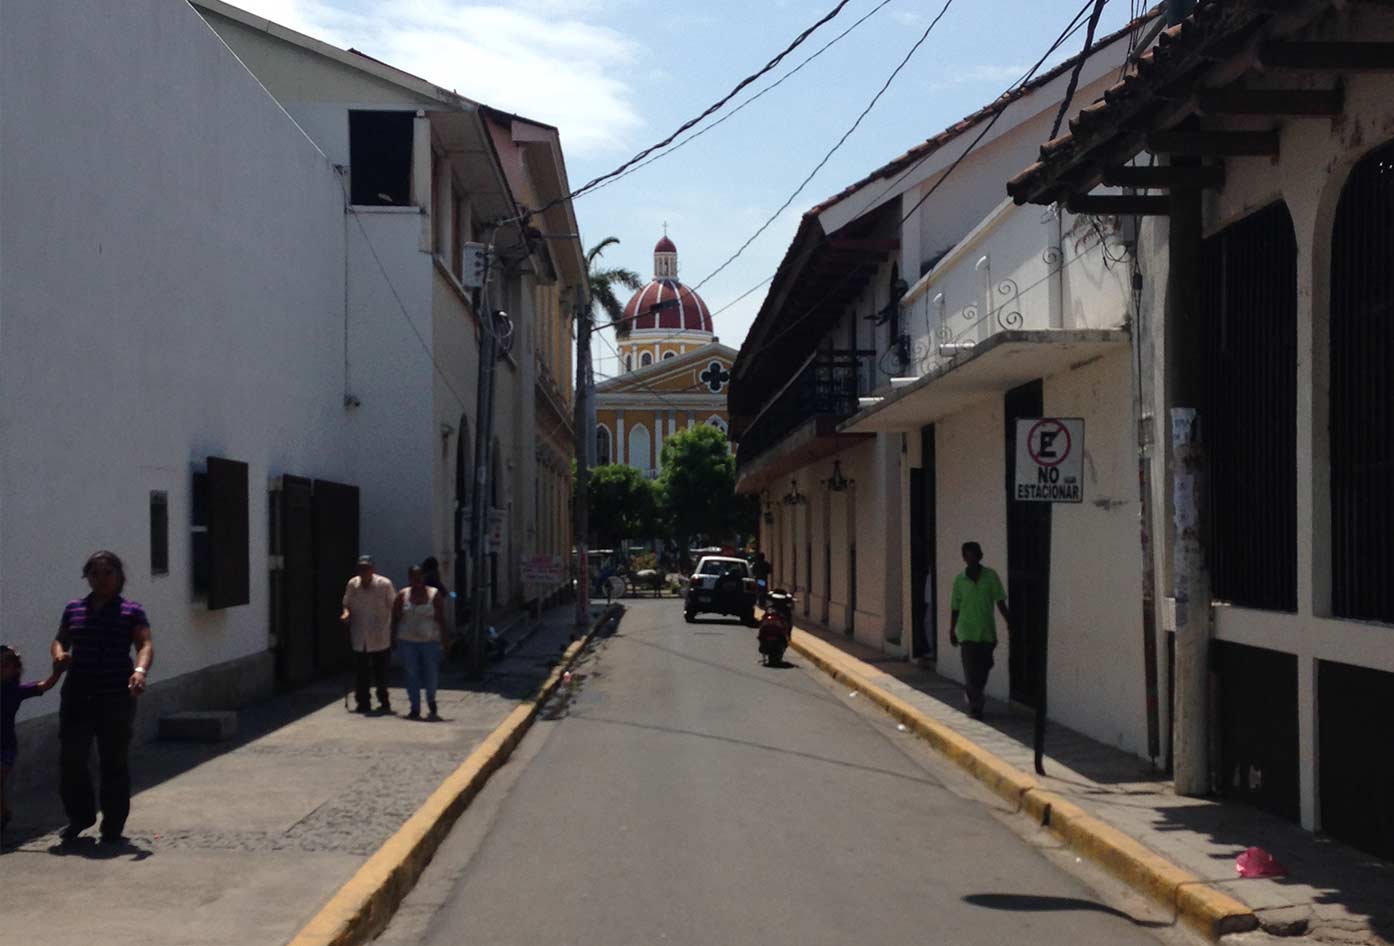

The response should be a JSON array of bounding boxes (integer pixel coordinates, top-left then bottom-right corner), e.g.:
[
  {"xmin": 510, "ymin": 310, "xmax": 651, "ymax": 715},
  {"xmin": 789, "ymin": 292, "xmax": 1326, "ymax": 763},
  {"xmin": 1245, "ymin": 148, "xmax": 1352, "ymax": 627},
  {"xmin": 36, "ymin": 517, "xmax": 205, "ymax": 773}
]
[
  {"xmin": 734, "ymin": 349, "xmax": 875, "ymax": 494},
  {"xmin": 896, "ymin": 199, "xmax": 1130, "ymax": 379},
  {"xmin": 840, "ymin": 200, "xmax": 1133, "ymax": 434}
]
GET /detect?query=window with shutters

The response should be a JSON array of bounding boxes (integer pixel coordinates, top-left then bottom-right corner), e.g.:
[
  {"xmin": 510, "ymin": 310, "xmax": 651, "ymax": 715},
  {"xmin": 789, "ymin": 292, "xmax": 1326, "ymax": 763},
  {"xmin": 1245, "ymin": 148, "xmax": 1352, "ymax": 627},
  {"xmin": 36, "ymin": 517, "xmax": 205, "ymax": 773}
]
[{"xmin": 192, "ymin": 457, "xmax": 250, "ymax": 609}]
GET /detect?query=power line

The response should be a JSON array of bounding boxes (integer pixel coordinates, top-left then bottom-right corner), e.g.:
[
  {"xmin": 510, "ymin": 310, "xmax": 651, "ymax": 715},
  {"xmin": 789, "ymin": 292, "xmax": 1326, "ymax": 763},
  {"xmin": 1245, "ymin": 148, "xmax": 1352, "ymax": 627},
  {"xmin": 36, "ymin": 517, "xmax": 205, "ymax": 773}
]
[
  {"xmin": 583, "ymin": 0, "xmax": 900, "ymax": 198},
  {"xmin": 512, "ymin": 0, "xmax": 861, "ymax": 224},
  {"xmin": 749, "ymin": 0, "xmax": 1105, "ymax": 358},
  {"xmin": 597, "ymin": 0, "xmax": 1103, "ymax": 378},
  {"xmin": 1049, "ymin": 0, "xmax": 1109, "ymax": 140},
  {"xmin": 690, "ymin": 0, "xmax": 959, "ymax": 292}
]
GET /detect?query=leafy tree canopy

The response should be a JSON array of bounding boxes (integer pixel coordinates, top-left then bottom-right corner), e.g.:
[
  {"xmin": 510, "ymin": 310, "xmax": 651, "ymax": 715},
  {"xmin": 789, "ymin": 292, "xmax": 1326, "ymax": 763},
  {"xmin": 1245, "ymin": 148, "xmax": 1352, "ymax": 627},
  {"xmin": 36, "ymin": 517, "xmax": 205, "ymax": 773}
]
[
  {"xmin": 586, "ymin": 463, "xmax": 659, "ymax": 547},
  {"xmin": 657, "ymin": 425, "xmax": 758, "ymax": 548}
]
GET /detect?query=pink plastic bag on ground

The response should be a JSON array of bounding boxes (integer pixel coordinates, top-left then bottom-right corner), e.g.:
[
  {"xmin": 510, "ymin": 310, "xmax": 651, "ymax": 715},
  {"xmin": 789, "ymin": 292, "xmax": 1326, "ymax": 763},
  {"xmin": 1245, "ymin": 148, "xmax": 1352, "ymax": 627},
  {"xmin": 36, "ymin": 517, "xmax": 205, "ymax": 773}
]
[{"xmin": 1236, "ymin": 846, "xmax": 1287, "ymax": 878}]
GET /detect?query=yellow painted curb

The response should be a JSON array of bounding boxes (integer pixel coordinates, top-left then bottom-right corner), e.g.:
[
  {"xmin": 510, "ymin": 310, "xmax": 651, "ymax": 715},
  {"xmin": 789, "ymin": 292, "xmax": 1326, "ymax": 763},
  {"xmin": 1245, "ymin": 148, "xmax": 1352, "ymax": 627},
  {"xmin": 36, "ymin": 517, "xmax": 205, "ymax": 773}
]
[
  {"xmin": 790, "ymin": 630, "xmax": 1258, "ymax": 941},
  {"xmin": 287, "ymin": 604, "xmax": 622, "ymax": 946}
]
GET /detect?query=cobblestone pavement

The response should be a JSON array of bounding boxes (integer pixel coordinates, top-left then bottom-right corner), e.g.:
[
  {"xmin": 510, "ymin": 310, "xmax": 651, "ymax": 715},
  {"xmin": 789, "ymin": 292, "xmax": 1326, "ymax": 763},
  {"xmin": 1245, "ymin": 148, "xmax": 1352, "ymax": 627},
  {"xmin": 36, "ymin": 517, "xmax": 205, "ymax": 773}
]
[{"xmin": 0, "ymin": 606, "xmax": 584, "ymax": 946}]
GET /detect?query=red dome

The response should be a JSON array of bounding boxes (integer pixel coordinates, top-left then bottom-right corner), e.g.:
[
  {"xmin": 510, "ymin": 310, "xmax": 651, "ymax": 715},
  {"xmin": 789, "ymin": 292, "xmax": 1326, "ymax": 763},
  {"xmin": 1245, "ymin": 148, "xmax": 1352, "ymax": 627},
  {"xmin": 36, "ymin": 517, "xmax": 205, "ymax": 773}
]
[
  {"xmin": 654, "ymin": 235, "xmax": 677, "ymax": 253},
  {"xmin": 622, "ymin": 278, "xmax": 713, "ymax": 333}
]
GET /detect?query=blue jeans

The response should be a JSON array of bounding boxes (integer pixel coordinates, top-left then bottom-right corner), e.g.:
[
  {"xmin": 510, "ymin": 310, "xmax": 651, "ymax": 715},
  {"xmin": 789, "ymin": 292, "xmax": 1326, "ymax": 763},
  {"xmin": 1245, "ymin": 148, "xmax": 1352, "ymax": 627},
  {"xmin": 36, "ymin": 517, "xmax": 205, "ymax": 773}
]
[{"xmin": 398, "ymin": 640, "xmax": 441, "ymax": 713}]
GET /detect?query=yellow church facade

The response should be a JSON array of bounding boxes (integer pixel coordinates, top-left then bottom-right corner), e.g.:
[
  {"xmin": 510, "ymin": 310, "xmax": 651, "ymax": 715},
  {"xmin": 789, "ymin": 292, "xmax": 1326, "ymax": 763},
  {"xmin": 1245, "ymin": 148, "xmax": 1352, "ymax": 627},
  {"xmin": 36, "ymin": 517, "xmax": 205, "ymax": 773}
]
[{"xmin": 595, "ymin": 234, "xmax": 734, "ymax": 475}]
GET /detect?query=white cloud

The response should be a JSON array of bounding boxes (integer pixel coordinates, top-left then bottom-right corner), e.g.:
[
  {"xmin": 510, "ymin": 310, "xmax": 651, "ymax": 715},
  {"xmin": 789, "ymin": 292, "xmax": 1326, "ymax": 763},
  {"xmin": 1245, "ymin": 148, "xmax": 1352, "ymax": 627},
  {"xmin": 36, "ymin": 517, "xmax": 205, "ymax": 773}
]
[{"xmin": 229, "ymin": 0, "xmax": 645, "ymax": 156}]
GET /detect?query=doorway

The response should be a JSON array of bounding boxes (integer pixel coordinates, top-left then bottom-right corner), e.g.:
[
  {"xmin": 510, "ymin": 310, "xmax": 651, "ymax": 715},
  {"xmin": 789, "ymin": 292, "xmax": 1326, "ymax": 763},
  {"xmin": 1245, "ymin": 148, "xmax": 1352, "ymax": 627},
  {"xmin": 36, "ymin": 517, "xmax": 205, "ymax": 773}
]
[
  {"xmin": 312, "ymin": 479, "xmax": 360, "ymax": 674},
  {"xmin": 1004, "ymin": 381, "xmax": 1051, "ymax": 706},
  {"xmin": 910, "ymin": 424, "xmax": 938, "ymax": 661}
]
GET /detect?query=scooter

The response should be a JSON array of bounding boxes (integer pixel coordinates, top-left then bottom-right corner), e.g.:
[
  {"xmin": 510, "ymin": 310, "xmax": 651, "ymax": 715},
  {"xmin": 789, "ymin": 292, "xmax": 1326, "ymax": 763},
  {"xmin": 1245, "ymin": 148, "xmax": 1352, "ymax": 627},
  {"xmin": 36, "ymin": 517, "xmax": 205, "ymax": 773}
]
[{"xmin": 758, "ymin": 589, "xmax": 794, "ymax": 666}]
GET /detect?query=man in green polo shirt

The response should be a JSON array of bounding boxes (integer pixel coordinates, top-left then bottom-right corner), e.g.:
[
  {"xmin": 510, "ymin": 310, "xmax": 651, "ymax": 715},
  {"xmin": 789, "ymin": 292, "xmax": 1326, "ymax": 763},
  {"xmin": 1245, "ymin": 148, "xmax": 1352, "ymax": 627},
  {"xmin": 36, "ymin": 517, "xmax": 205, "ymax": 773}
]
[{"xmin": 949, "ymin": 541, "xmax": 1011, "ymax": 720}]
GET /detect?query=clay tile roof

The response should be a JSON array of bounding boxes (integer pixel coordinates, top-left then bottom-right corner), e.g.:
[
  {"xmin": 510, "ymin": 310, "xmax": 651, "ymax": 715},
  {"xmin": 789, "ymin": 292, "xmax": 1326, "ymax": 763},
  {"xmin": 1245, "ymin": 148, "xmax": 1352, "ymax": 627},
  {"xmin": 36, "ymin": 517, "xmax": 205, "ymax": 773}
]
[
  {"xmin": 803, "ymin": 6, "xmax": 1162, "ymax": 220},
  {"xmin": 1005, "ymin": 0, "xmax": 1338, "ymax": 206}
]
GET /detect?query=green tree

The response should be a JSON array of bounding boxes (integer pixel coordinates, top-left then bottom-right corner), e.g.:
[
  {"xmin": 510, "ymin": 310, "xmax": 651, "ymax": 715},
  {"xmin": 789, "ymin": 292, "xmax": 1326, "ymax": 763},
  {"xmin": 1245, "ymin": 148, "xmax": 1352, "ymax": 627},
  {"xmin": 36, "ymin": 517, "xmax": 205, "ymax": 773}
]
[
  {"xmin": 586, "ymin": 237, "xmax": 643, "ymax": 327},
  {"xmin": 586, "ymin": 464, "xmax": 659, "ymax": 547},
  {"xmin": 656, "ymin": 425, "xmax": 757, "ymax": 551}
]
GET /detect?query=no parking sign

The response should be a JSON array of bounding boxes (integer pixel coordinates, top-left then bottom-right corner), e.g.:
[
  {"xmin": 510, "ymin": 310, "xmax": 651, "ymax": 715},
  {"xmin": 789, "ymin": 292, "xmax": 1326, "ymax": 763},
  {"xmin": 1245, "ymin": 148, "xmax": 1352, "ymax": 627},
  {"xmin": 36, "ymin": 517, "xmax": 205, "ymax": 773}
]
[{"xmin": 1014, "ymin": 418, "xmax": 1084, "ymax": 503}]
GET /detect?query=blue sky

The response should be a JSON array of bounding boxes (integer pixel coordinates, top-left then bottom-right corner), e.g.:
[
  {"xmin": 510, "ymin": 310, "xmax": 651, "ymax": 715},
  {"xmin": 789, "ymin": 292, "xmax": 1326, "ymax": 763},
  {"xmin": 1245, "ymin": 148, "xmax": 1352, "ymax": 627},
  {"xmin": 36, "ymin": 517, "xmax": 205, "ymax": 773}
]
[{"xmin": 234, "ymin": 0, "xmax": 1141, "ymax": 377}]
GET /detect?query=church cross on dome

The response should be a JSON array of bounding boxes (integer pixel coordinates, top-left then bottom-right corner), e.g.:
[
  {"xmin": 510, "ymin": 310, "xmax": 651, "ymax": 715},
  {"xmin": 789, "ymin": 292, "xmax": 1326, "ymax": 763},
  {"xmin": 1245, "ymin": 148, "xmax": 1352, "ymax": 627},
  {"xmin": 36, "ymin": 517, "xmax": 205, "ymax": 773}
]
[{"xmin": 654, "ymin": 228, "xmax": 679, "ymax": 280}]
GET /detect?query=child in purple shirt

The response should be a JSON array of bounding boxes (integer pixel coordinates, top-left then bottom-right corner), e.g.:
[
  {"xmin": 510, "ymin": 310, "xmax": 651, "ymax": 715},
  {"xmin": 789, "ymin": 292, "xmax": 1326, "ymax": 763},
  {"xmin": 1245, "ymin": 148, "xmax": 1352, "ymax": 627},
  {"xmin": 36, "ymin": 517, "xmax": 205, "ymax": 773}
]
[{"xmin": 2, "ymin": 644, "xmax": 68, "ymax": 832}]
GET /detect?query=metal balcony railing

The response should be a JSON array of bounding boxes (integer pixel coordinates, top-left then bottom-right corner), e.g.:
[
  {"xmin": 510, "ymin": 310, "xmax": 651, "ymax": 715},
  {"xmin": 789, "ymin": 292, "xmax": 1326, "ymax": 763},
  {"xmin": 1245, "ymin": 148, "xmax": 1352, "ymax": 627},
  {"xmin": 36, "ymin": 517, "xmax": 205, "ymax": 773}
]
[{"xmin": 736, "ymin": 349, "xmax": 873, "ymax": 470}]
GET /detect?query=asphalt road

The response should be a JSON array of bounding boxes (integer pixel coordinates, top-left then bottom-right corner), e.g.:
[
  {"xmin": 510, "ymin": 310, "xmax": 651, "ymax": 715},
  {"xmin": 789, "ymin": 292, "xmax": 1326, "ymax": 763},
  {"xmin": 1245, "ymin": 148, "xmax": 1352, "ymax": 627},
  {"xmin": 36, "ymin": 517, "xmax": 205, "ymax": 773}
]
[{"xmin": 381, "ymin": 599, "xmax": 1175, "ymax": 946}]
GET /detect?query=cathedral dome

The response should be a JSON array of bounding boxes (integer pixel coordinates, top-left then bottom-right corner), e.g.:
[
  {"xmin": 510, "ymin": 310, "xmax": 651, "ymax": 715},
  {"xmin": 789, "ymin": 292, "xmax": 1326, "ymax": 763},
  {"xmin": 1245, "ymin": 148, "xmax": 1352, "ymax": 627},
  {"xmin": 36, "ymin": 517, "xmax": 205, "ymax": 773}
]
[{"xmin": 620, "ymin": 234, "xmax": 713, "ymax": 335}]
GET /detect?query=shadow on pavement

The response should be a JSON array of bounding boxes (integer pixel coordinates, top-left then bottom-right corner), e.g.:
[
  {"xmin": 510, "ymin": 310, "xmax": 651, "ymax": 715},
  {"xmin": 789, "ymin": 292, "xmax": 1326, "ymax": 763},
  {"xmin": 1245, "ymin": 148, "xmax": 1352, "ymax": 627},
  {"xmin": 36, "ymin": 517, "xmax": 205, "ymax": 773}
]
[
  {"xmin": 962, "ymin": 893, "xmax": 1170, "ymax": 929},
  {"xmin": 44, "ymin": 836, "xmax": 153, "ymax": 861},
  {"xmin": 1152, "ymin": 803, "xmax": 1394, "ymax": 942}
]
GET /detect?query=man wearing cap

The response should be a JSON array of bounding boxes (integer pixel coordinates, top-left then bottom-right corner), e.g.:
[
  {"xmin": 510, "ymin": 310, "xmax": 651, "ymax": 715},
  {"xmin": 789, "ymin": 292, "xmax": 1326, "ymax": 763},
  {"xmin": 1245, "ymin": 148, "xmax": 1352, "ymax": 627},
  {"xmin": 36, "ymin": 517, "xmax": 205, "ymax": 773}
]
[{"xmin": 341, "ymin": 556, "xmax": 396, "ymax": 714}]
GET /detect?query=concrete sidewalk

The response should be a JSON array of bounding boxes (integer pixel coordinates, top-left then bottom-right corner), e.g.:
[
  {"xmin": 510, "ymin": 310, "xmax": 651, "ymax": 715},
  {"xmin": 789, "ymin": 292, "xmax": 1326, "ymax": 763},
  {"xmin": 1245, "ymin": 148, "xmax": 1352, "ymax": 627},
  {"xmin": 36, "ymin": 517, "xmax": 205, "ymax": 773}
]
[
  {"xmin": 792, "ymin": 621, "xmax": 1393, "ymax": 945},
  {"xmin": 0, "ymin": 604, "xmax": 588, "ymax": 946}
]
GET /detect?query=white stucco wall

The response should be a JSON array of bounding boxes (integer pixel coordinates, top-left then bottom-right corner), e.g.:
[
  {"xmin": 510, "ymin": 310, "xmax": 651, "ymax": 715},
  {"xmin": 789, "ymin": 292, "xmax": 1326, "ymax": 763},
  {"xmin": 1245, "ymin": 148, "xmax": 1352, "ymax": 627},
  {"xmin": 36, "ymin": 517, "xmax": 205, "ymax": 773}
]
[
  {"xmin": 1043, "ymin": 350, "xmax": 1147, "ymax": 755},
  {"xmin": 934, "ymin": 398, "xmax": 1011, "ymax": 701},
  {"xmin": 0, "ymin": 0, "xmax": 353, "ymax": 722},
  {"xmin": 343, "ymin": 213, "xmax": 436, "ymax": 587}
]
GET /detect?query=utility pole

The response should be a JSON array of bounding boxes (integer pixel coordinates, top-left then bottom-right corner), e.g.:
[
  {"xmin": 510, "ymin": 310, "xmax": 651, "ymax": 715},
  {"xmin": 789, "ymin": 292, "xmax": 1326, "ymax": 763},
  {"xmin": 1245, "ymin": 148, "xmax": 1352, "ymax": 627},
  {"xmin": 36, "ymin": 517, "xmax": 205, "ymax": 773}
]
[
  {"xmin": 1167, "ymin": 155, "xmax": 1210, "ymax": 795},
  {"xmin": 573, "ymin": 290, "xmax": 593, "ymax": 629},
  {"xmin": 467, "ymin": 242, "xmax": 502, "ymax": 677}
]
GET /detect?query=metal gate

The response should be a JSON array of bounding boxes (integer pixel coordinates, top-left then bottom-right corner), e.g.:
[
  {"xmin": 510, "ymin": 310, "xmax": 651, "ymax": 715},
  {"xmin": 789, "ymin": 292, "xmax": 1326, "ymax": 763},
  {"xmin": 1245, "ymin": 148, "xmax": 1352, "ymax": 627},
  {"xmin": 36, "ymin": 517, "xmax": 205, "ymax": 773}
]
[
  {"xmin": 312, "ymin": 479, "xmax": 360, "ymax": 673},
  {"xmin": 1331, "ymin": 139, "xmax": 1394, "ymax": 624},
  {"xmin": 1319, "ymin": 659, "xmax": 1394, "ymax": 860},
  {"xmin": 1215, "ymin": 641, "xmax": 1299, "ymax": 821},
  {"xmin": 1201, "ymin": 200, "xmax": 1297, "ymax": 612},
  {"xmin": 1005, "ymin": 381, "xmax": 1051, "ymax": 706}
]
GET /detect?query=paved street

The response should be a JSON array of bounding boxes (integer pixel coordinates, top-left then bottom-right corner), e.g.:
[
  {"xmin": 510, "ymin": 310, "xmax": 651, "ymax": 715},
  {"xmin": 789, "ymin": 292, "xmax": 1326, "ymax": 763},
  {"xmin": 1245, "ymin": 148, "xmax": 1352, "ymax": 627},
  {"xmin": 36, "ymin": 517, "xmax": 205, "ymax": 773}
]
[{"xmin": 379, "ymin": 599, "xmax": 1178, "ymax": 946}]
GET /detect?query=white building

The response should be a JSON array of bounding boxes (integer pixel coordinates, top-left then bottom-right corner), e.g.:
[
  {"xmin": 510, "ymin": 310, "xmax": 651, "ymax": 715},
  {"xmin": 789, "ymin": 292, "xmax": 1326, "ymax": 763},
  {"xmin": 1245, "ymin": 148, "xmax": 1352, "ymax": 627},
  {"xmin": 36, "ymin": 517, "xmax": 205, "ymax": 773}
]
[
  {"xmin": 731, "ymin": 19, "xmax": 1152, "ymax": 755},
  {"xmin": 1006, "ymin": 0, "xmax": 1394, "ymax": 861},
  {"xmin": 195, "ymin": 0, "xmax": 585, "ymax": 617},
  {"xmin": 1, "ymin": 0, "xmax": 583, "ymax": 781}
]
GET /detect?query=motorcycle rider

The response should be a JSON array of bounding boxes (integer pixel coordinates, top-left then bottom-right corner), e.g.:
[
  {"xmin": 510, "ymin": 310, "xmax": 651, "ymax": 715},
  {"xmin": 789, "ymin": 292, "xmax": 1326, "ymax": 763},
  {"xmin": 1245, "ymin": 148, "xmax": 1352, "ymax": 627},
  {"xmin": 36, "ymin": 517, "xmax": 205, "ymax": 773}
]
[
  {"xmin": 750, "ymin": 551, "xmax": 772, "ymax": 608},
  {"xmin": 758, "ymin": 589, "xmax": 794, "ymax": 666}
]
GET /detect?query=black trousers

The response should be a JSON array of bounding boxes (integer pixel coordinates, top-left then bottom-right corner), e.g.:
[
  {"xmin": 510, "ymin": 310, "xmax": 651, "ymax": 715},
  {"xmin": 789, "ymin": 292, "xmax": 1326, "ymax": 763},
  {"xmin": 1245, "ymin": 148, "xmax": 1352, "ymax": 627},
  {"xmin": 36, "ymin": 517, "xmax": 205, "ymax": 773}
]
[
  {"xmin": 354, "ymin": 649, "xmax": 390, "ymax": 710},
  {"xmin": 59, "ymin": 691, "xmax": 136, "ymax": 836},
  {"xmin": 959, "ymin": 641, "xmax": 996, "ymax": 715}
]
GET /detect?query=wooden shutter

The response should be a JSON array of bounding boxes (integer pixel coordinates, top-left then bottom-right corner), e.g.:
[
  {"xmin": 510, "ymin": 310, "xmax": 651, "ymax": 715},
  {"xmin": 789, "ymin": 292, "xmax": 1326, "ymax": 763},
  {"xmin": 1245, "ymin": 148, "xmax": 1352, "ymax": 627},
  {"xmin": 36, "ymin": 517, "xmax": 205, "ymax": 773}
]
[{"xmin": 207, "ymin": 457, "xmax": 250, "ymax": 609}]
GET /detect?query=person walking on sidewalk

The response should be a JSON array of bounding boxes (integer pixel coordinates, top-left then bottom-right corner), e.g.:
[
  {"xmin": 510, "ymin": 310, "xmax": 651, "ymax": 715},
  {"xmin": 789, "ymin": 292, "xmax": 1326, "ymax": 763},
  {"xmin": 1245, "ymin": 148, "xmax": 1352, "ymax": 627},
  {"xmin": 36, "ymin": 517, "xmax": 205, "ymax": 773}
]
[
  {"xmin": 341, "ymin": 555, "xmax": 395, "ymax": 715},
  {"xmin": 392, "ymin": 566, "xmax": 448, "ymax": 721},
  {"xmin": 51, "ymin": 550, "xmax": 154, "ymax": 843},
  {"xmin": 2, "ymin": 644, "xmax": 68, "ymax": 832},
  {"xmin": 949, "ymin": 541, "xmax": 1010, "ymax": 720}
]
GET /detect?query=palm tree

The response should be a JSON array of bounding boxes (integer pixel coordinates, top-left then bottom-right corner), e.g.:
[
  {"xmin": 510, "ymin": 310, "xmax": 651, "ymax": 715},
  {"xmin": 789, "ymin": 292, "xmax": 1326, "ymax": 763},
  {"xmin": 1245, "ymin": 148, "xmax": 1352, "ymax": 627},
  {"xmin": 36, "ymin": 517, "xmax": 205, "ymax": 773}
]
[{"xmin": 586, "ymin": 237, "xmax": 643, "ymax": 334}]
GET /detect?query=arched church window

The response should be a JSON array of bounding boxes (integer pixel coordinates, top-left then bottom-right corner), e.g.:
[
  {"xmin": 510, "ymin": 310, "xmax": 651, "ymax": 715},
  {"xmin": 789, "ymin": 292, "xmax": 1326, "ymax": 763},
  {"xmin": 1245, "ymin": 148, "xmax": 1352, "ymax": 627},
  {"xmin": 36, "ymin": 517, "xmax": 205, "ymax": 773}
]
[{"xmin": 641, "ymin": 351, "xmax": 653, "ymax": 367}]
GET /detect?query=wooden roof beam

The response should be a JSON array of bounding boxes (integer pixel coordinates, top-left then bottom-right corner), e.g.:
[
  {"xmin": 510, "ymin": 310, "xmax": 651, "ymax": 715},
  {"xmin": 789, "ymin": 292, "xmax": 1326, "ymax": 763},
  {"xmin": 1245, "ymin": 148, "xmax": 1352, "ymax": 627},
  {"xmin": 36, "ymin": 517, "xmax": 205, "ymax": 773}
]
[
  {"xmin": 1196, "ymin": 86, "xmax": 1343, "ymax": 115},
  {"xmin": 1101, "ymin": 164, "xmax": 1226, "ymax": 189},
  {"xmin": 1261, "ymin": 42, "xmax": 1394, "ymax": 70},
  {"xmin": 1147, "ymin": 129, "xmax": 1279, "ymax": 156}
]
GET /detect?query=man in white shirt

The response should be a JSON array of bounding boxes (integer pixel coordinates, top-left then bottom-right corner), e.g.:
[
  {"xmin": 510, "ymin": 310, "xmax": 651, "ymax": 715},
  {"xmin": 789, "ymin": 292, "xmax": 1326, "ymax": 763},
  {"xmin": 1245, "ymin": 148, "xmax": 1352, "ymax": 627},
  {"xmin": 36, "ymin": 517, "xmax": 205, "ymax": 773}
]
[{"xmin": 341, "ymin": 555, "xmax": 396, "ymax": 714}]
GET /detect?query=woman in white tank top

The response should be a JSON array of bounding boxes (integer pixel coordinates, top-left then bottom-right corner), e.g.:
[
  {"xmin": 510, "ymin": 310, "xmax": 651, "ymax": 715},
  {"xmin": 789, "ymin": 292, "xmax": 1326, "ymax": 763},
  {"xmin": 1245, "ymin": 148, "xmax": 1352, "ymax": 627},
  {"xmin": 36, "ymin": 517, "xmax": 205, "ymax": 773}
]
[{"xmin": 392, "ymin": 565, "xmax": 448, "ymax": 720}]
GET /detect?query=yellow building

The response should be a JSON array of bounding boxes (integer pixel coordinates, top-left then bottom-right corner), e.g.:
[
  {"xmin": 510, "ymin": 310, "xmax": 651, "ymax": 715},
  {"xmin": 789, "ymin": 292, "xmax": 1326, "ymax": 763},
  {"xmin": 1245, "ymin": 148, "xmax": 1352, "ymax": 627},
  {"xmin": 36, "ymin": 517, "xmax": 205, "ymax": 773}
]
[{"xmin": 595, "ymin": 234, "xmax": 735, "ymax": 475}]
